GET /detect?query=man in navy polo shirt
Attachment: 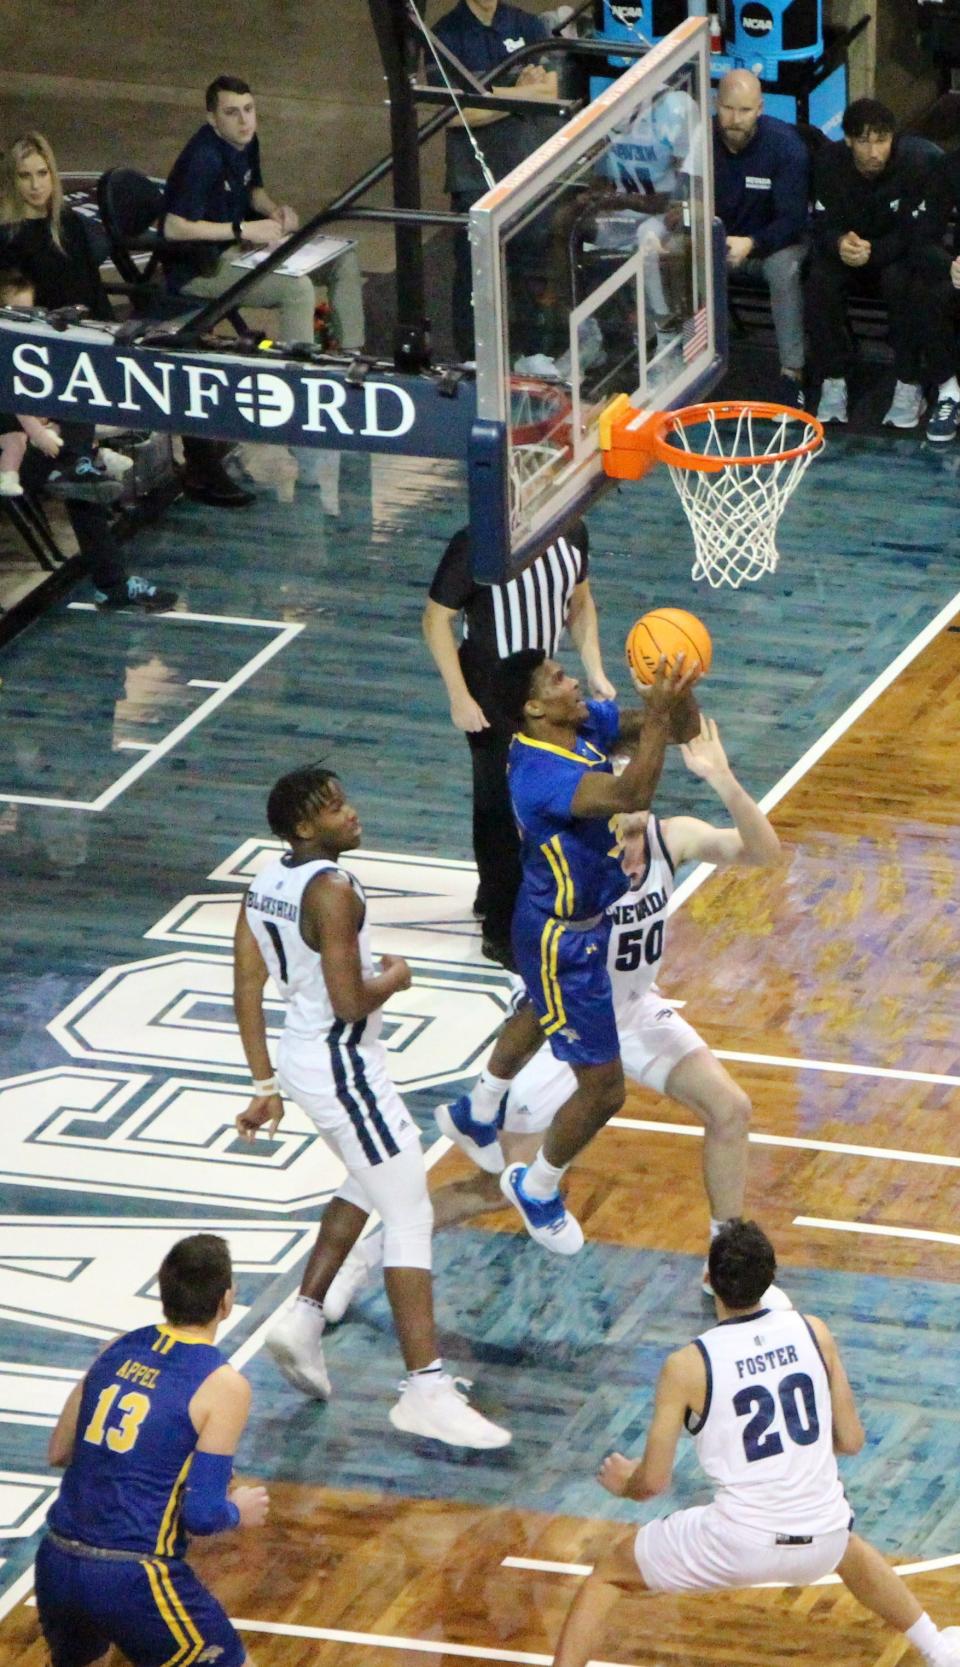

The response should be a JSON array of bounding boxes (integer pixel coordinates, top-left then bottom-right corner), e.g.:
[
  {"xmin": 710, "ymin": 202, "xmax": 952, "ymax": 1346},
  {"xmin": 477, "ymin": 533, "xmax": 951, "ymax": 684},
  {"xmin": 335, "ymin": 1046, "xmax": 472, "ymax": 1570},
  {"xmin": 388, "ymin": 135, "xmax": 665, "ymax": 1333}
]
[
  {"xmin": 429, "ymin": 1, "xmax": 561, "ymax": 359},
  {"xmin": 713, "ymin": 69, "xmax": 810, "ymax": 406},
  {"xmin": 164, "ymin": 75, "xmax": 364, "ymax": 356}
]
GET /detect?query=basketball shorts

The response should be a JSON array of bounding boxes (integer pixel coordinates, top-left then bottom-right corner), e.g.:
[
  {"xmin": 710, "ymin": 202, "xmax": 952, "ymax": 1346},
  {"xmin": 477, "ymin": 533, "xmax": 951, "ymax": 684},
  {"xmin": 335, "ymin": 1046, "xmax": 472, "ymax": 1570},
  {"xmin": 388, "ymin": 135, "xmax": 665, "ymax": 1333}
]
[
  {"xmin": 635, "ymin": 1504, "xmax": 850, "ymax": 1593},
  {"xmin": 35, "ymin": 1536, "xmax": 244, "ymax": 1667},
  {"xmin": 512, "ymin": 900, "xmax": 619, "ymax": 1067},
  {"xmin": 278, "ymin": 1025, "xmax": 421, "ymax": 1171},
  {"xmin": 505, "ymin": 991, "xmax": 704, "ymax": 1132}
]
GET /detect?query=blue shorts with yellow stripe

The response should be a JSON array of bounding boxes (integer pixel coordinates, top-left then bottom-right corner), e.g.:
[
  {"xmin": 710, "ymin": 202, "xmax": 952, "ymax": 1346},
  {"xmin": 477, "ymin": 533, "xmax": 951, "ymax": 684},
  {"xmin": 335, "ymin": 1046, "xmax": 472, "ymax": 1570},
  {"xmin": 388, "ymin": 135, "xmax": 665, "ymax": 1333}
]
[
  {"xmin": 512, "ymin": 896, "xmax": 619, "ymax": 1066},
  {"xmin": 35, "ymin": 1534, "xmax": 244, "ymax": 1667}
]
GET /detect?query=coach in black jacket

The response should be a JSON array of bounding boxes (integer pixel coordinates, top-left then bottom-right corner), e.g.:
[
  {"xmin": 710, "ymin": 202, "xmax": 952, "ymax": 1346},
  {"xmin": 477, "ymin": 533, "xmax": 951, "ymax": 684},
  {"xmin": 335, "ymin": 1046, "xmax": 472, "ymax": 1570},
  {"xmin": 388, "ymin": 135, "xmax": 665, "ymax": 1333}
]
[
  {"xmin": 906, "ymin": 148, "xmax": 960, "ymax": 443},
  {"xmin": 806, "ymin": 99, "xmax": 932, "ymax": 429}
]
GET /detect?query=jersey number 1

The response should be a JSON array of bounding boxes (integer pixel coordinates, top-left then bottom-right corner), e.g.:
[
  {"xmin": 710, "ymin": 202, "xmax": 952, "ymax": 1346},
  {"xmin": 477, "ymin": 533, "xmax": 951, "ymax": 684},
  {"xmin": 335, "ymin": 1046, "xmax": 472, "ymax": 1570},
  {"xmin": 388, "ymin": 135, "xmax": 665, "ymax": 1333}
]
[
  {"xmin": 733, "ymin": 1371, "xmax": 820, "ymax": 1463},
  {"xmin": 83, "ymin": 1383, "xmax": 151, "ymax": 1454}
]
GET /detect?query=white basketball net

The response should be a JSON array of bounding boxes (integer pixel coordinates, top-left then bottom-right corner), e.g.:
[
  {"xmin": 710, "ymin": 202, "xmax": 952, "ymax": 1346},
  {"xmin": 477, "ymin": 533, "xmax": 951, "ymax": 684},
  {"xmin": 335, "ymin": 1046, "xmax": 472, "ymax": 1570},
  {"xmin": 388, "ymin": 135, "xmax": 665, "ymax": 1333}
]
[{"xmin": 661, "ymin": 406, "xmax": 821, "ymax": 589}]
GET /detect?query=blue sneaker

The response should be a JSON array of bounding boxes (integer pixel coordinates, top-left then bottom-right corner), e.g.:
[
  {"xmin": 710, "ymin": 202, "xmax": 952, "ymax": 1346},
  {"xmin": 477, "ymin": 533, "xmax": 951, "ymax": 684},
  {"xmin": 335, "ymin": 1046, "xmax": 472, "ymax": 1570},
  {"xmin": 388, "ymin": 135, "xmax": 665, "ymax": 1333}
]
[
  {"xmin": 926, "ymin": 397, "xmax": 960, "ymax": 444},
  {"xmin": 498, "ymin": 1164, "xmax": 584, "ymax": 1255},
  {"xmin": 434, "ymin": 1095, "xmax": 505, "ymax": 1174}
]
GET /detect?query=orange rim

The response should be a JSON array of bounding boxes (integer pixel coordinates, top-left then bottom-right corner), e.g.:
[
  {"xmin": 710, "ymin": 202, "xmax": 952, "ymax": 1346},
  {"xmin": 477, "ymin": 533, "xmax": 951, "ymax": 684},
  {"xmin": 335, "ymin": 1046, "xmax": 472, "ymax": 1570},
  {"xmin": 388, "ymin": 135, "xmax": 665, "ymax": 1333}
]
[{"xmin": 645, "ymin": 400, "xmax": 825, "ymax": 474}]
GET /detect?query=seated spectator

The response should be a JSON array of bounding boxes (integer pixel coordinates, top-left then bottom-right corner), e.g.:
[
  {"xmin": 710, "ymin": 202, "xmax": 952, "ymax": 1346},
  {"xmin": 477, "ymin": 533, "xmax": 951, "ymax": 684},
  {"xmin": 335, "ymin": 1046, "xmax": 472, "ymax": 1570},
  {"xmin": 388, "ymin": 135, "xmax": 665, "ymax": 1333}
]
[
  {"xmin": 713, "ymin": 69, "xmax": 809, "ymax": 407},
  {"xmin": 0, "ymin": 145, "xmax": 176, "ymax": 611},
  {"xmin": 907, "ymin": 148, "xmax": 960, "ymax": 443},
  {"xmin": 164, "ymin": 74, "xmax": 362, "ymax": 497},
  {"xmin": 0, "ymin": 268, "xmax": 64, "ymax": 496},
  {"xmin": 427, "ymin": 1, "xmax": 562, "ymax": 362},
  {"xmin": 806, "ymin": 99, "xmax": 933, "ymax": 429}
]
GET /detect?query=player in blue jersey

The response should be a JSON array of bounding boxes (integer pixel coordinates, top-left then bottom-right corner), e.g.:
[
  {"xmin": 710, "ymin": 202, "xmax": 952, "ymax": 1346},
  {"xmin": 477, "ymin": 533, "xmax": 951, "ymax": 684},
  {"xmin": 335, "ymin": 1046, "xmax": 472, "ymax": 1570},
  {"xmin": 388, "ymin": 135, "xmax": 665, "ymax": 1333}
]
[
  {"xmin": 436, "ymin": 648, "xmax": 700, "ymax": 1254},
  {"xmin": 35, "ymin": 1232, "xmax": 268, "ymax": 1667}
]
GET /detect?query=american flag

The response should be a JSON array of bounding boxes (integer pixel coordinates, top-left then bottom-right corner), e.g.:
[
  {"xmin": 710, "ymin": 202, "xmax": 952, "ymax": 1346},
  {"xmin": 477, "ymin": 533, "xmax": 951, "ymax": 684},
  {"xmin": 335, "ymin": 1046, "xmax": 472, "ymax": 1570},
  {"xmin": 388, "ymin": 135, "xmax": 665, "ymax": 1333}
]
[{"xmin": 682, "ymin": 306, "xmax": 709, "ymax": 364}]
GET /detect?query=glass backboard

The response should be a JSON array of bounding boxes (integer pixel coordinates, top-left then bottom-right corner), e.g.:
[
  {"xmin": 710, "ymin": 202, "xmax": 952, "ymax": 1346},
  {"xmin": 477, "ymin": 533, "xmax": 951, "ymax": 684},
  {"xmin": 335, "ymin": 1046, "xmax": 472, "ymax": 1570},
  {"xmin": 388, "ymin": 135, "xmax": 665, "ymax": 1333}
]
[{"xmin": 468, "ymin": 18, "xmax": 726, "ymax": 581}]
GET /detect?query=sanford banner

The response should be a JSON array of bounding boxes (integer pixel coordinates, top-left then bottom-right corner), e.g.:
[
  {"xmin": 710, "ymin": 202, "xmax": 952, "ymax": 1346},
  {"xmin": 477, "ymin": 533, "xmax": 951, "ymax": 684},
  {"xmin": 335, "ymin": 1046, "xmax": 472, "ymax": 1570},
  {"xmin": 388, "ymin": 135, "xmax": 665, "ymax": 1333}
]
[{"xmin": 0, "ymin": 318, "xmax": 476, "ymax": 459}]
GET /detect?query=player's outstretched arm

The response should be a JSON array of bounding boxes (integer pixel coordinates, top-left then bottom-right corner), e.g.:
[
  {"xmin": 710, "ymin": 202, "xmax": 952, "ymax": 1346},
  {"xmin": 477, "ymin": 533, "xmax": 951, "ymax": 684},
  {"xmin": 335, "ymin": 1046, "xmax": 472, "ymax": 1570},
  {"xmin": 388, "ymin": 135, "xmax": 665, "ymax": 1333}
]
[
  {"xmin": 599, "ymin": 1346, "xmax": 703, "ymax": 1501},
  {"xmin": 186, "ymin": 1366, "xmax": 269, "ymax": 1533},
  {"xmin": 307, "ymin": 871, "xmax": 411, "ymax": 1022},
  {"xmin": 662, "ymin": 717, "xmax": 782, "ymax": 869},
  {"xmin": 806, "ymin": 1314, "xmax": 865, "ymax": 1455},
  {"xmin": 571, "ymin": 660, "xmax": 700, "ymax": 819}
]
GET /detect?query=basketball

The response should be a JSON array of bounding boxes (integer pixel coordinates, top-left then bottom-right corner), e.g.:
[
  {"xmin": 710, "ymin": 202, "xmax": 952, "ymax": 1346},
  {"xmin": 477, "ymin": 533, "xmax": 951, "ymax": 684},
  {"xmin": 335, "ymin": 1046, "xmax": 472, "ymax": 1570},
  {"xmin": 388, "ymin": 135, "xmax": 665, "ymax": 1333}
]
[{"xmin": 625, "ymin": 608, "xmax": 713, "ymax": 685}]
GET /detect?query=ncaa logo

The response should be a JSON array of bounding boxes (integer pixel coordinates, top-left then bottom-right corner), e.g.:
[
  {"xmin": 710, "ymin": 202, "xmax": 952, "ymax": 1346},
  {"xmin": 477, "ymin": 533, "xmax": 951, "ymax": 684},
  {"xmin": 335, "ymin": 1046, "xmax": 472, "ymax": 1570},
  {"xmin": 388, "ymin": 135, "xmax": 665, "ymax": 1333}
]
[
  {"xmin": 610, "ymin": 3, "xmax": 644, "ymax": 24},
  {"xmin": 235, "ymin": 372, "xmax": 296, "ymax": 427},
  {"xmin": 740, "ymin": 1, "xmax": 774, "ymax": 34}
]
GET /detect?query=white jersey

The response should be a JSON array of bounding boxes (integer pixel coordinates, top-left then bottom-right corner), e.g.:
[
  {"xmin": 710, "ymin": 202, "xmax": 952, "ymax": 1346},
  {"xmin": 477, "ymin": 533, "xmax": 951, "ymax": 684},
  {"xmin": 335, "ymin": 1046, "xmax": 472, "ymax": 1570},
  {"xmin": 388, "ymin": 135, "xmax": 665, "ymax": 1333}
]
[
  {"xmin": 606, "ymin": 88, "xmax": 701, "ymax": 198},
  {"xmin": 690, "ymin": 1309, "xmax": 849, "ymax": 1535},
  {"xmin": 606, "ymin": 814, "xmax": 674, "ymax": 1015},
  {"xmin": 245, "ymin": 854, "xmax": 379, "ymax": 1044}
]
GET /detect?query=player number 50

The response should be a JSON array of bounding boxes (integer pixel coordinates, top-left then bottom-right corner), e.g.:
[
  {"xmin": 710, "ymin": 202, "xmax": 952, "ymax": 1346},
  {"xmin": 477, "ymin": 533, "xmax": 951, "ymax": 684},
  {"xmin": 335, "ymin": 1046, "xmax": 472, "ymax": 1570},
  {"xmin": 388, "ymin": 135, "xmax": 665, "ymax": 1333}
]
[
  {"xmin": 733, "ymin": 1371, "xmax": 820, "ymax": 1463},
  {"xmin": 613, "ymin": 920, "xmax": 664, "ymax": 973},
  {"xmin": 83, "ymin": 1383, "xmax": 152, "ymax": 1454}
]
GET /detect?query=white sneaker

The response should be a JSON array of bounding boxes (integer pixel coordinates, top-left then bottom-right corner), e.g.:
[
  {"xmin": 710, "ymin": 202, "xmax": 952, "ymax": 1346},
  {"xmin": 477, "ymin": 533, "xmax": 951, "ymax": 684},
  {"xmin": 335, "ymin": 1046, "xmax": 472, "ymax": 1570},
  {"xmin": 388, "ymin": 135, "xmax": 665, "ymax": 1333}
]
[
  {"xmin": 96, "ymin": 446, "xmax": 134, "ymax": 479},
  {"xmin": 498, "ymin": 1163, "xmax": 584, "ymax": 1255},
  {"xmin": 389, "ymin": 1372, "xmax": 511, "ymax": 1449},
  {"xmin": 434, "ymin": 1094, "xmax": 505, "ymax": 1175},
  {"xmin": 0, "ymin": 471, "xmax": 23, "ymax": 497},
  {"xmin": 883, "ymin": 380, "xmax": 926, "ymax": 429},
  {"xmin": 513, "ymin": 353, "xmax": 562, "ymax": 381},
  {"xmin": 322, "ymin": 1232, "xmax": 384, "ymax": 1324},
  {"xmin": 264, "ymin": 1304, "xmax": 331, "ymax": 1399},
  {"xmin": 817, "ymin": 377, "xmax": 848, "ymax": 424},
  {"xmin": 931, "ymin": 1626, "xmax": 960, "ymax": 1666}
]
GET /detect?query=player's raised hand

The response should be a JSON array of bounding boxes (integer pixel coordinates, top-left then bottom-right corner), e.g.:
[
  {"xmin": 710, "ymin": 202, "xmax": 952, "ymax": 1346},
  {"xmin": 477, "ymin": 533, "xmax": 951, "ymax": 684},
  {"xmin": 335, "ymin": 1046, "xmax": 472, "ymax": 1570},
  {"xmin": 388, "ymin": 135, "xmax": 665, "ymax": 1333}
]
[
  {"xmin": 640, "ymin": 654, "xmax": 701, "ymax": 742},
  {"xmin": 597, "ymin": 1452, "xmax": 639, "ymax": 1497},
  {"xmin": 230, "ymin": 1483, "xmax": 270, "ymax": 1528},
  {"xmin": 679, "ymin": 715, "xmax": 730, "ymax": 782},
  {"xmin": 380, "ymin": 953, "xmax": 412, "ymax": 992},
  {"xmin": 235, "ymin": 1093, "xmax": 284, "ymax": 1141}
]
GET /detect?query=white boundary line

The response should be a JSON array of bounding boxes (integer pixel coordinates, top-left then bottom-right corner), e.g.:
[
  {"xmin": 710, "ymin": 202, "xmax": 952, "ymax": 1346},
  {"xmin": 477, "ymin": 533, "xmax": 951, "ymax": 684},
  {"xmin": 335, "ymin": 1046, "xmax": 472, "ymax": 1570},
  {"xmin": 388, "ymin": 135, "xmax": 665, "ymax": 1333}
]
[
  {"xmin": 796, "ymin": 1216, "xmax": 960, "ymax": 1247},
  {"xmin": 502, "ymin": 1556, "xmax": 593, "ymax": 1576},
  {"xmin": 610, "ymin": 1117, "xmax": 960, "ymax": 1169},
  {"xmin": 712, "ymin": 1050, "xmax": 960, "ymax": 1090},
  {"xmin": 669, "ymin": 585, "xmax": 960, "ymax": 914},
  {"xmin": 0, "ymin": 612, "xmax": 303, "ymax": 813},
  {"xmin": 232, "ymin": 1618, "xmax": 554, "ymax": 1662}
]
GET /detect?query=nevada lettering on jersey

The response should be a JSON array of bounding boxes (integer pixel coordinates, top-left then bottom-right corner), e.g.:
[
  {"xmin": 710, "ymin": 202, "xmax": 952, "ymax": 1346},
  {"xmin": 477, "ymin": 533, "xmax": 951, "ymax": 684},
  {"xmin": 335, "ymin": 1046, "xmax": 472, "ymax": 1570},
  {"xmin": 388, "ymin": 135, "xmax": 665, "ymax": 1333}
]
[{"xmin": 609, "ymin": 886, "xmax": 667, "ymax": 925}]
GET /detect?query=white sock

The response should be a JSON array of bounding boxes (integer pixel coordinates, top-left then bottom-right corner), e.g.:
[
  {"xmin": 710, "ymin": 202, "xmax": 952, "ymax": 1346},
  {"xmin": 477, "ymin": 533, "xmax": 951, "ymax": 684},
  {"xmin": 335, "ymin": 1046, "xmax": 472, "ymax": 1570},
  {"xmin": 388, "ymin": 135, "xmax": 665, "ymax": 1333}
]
[
  {"xmin": 939, "ymin": 376, "xmax": 960, "ymax": 402},
  {"xmin": 469, "ymin": 1069, "xmax": 511, "ymax": 1125},
  {"xmin": 906, "ymin": 1614, "xmax": 942, "ymax": 1661},
  {"xmin": 709, "ymin": 1218, "xmax": 724, "ymax": 1240},
  {"xmin": 409, "ymin": 1358, "xmax": 444, "ymax": 1389},
  {"xmin": 293, "ymin": 1295, "xmax": 326, "ymax": 1339},
  {"xmin": 523, "ymin": 1149, "xmax": 567, "ymax": 1200}
]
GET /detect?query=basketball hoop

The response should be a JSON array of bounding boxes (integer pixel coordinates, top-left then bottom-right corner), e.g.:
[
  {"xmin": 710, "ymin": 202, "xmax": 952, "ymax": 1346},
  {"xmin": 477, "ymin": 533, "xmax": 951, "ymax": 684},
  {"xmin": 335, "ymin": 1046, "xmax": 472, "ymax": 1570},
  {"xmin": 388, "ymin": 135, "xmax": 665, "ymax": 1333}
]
[
  {"xmin": 600, "ymin": 398, "xmax": 825, "ymax": 589},
  {"xmin": 508, "ymin": 377, "xmax": 575, "ymax": 535}
]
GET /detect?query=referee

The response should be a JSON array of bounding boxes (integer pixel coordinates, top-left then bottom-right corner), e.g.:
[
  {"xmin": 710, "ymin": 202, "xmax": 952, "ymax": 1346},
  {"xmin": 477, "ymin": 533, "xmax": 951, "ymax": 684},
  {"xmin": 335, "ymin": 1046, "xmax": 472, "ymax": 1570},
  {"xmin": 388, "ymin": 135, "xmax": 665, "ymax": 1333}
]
[{"xmin": 423, "ymin": 519, "xmax": 615, "ymax": 969}]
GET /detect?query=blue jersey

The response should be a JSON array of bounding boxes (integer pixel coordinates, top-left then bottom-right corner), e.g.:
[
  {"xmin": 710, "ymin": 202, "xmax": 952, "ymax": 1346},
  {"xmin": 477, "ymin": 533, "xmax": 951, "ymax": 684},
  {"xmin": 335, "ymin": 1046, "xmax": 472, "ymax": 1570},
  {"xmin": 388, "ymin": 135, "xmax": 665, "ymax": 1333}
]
[
  {"xmin": 508, "ymin": 700, "xmax": 627, "ymax": 921},
  {"xmin": 49, "ymin": 1324, "xmax": 225, "ymax": 1557}
]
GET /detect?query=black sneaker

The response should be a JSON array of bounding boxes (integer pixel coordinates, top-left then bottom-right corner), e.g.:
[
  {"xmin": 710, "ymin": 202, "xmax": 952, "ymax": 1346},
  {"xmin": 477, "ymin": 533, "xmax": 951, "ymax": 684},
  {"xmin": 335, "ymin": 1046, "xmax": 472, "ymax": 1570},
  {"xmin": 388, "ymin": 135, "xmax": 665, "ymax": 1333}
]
[
  {"xmin": 46, "ymin": 456, "xmax": 124, "ymax": 503},
  {"xmin": 93, "ymin": 576, "xmax": 178, "ymax": 612},
  {"xmin": 776, "ymin": 373, "xmax": 805, "ymax": 411},
  {"xmin": 481, "ymin": 933, "xmax": 517, "ymax": 972}
]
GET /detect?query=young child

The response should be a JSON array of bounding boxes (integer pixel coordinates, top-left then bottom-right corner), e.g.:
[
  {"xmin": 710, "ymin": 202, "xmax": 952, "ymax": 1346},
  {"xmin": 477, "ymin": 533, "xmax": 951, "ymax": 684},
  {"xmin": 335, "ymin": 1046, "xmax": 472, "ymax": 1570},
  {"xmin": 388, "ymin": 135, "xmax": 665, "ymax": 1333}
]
[{"xmin": 0, "ymin": 267, "xmax": 133, "ymax": 498}]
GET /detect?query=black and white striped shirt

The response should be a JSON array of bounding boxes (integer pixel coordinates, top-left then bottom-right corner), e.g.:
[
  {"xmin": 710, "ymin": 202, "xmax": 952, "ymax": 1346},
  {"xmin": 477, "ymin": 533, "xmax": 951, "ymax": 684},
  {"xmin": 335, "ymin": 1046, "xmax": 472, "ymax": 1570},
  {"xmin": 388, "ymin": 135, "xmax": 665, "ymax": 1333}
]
[{"xmin": 429, "ymin": 521, "xmax": 589, "ymax": 698}]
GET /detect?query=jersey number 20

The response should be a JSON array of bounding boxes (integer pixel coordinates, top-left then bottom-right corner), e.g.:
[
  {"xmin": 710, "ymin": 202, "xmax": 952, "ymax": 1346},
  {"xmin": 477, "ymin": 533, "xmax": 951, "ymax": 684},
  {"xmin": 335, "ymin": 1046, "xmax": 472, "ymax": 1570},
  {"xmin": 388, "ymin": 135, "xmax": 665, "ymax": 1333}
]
[
  {"xmin": 733, "ymin": 1371, "xmax": 820, "ymax": 1463},
  {"xmin": 83, "ymin": 1383, "xmax": 151, "ymax": 1454}
]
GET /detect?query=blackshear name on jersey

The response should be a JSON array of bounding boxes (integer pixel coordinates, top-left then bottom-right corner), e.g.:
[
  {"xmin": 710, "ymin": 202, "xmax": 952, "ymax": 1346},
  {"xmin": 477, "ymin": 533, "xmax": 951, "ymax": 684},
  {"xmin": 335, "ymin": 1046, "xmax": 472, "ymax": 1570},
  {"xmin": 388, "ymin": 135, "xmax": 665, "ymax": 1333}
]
[
  {"xmin": 606, "ymin": 813, "xmax": 674, "ymax": 1002},
  {"xmin": 245, "ymin": 855, "xmax": 378, "ymax": 1043}
]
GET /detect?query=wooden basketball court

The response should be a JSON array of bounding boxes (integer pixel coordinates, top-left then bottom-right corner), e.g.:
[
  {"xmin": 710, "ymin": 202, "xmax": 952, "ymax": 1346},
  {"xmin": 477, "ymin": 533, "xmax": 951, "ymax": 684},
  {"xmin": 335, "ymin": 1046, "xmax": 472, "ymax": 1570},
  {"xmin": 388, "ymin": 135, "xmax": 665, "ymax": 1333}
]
[{"xmin": 0, "ymin": 429, "xmax": 959, "ymax": 1667}]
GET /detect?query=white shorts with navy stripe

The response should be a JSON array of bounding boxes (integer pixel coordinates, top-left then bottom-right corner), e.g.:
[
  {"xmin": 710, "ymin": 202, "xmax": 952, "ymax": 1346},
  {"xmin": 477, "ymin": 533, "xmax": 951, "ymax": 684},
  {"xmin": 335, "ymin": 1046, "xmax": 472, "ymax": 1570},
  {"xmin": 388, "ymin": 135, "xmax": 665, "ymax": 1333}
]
[
  {"xmin": 278, "ymin": 1025, "xmax": 421, "ymax": 1172},
  {"xmin": 635, "ymin": 1503, "xmax": 850, "ymax": 1593}
]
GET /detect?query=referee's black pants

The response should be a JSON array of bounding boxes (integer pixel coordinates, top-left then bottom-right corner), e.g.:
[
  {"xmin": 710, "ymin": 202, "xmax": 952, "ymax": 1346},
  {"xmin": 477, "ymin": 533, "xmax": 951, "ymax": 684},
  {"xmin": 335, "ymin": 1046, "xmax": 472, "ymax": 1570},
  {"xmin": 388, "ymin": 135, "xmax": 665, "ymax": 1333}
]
[{"xmin": 467, "ymin": 725, "xmax": 521, "ymax": 947}]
